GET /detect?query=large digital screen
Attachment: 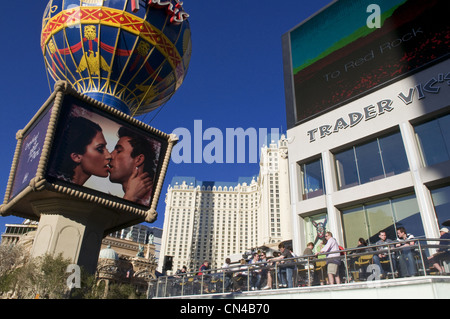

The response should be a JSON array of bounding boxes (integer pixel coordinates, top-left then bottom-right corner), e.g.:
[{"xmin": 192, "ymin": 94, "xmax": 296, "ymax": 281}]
[
  {"xmin": 283, "ymin": 0, "xmax": 449, "ymax": 128},
  {"xmin": 46, "ymin": 94, "xmax": 167, "ymax": 209}
]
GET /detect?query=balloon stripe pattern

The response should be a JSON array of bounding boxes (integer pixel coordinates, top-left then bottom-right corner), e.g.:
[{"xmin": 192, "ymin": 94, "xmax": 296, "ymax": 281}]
[{"xmin": 41, "ymin": 0, "xmax": 191, "ymax": 116}]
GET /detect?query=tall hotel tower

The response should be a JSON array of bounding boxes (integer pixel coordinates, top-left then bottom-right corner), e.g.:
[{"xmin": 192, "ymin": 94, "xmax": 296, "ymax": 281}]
[{"xmin": 158, "ymin": 137, "xmax": 292, "ymax": 273}]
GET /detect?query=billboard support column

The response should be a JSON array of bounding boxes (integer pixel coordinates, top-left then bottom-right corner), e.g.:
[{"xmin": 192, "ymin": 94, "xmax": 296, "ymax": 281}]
[{"xmin": 30, "ymin": 198, "xmax": 119, "ymax": 274}]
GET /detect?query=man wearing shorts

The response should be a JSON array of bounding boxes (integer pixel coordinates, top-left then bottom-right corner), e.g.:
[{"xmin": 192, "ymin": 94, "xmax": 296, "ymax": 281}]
[{"xmin": 316, "ymin": 232, "xmax": 341, "ymax": 284}]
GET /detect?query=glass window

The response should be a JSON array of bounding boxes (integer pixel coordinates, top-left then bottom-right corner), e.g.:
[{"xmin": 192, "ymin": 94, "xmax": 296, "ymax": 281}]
[
  {"xmin": 391, "ymin": 194, "xmax": 423, "ymax": 236},
  {"xmin": 335, "ymin": 131, "xmax": 409, "ymax": 190},
  {"xmin": 341, "ymin": 194, "xmax": 424, "ymax": 248},
  {"xmin": 365, "ymin": 200, "xmax": 395, "ymax": 242},
  {"xmin": 430, "ymin": 185, "xmax": 450, "ymax": 227},
  {"xmin": 342, "ymin": 206, "xmax": 367, "ymax": 247},
  {"xmin": 415, "ymin": 114, "xmax": 450, "ymax": 166},
  {"xmin": 300, "ymin": 158, "xmax": 325, "ymax": 199},
  {"xmin": 335, "ymin": 148, "xmax": 359, "ymax": 189},
  {"xmin": 355, "ymin": 140, "xmax": 384, "ymax": 184},
  {"xmin": 379, "ymin": 133, "xmax": 409, "ymax": 176}
]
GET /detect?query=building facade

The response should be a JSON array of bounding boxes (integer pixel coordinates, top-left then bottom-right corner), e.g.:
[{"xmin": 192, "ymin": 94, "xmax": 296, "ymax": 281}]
[
  {"xmin": 158, "ymin": 137, "xmax": 291, "ymax": 274},
  {"xmin": 109, "ymin": 224, "xmax": 163, "ymax": 263},
  {"xmin": 282, "ymin": 0, "xmax": 450, "ymax": 255},
  {"xmin": 1, "ymin": 220, "xmax": 38, "ymax": 247},
  {"xmin": 284, "ymin": 61, "xmax": 450, "ymax": 254}
]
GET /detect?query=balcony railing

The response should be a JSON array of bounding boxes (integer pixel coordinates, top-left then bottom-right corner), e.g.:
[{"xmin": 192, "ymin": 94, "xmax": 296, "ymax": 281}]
[{"xmin": 148, "ymin": 238, "xmax": 450, "ymax": 298}]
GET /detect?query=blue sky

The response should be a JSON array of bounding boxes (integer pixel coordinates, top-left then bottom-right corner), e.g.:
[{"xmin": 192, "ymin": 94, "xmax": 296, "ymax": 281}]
[{"xmin": 0, "ymin": 0, "xmax": 332, "ymax": 232}]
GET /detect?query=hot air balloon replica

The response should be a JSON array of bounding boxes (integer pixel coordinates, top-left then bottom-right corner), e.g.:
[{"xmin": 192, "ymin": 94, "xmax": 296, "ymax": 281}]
[
  {"xmin": 1, "ymin": 0, "xmax": 190, "ymax": 274},
  {"xmin": 41, "ymin": 0, "xmax": 191, "ymax": 116}
]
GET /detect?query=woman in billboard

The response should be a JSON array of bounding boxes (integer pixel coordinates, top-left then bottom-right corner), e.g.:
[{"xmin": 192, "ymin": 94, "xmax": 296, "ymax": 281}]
[{"xmin": 54, "ymin": 116, "xmax": 112, "ymax": 186}]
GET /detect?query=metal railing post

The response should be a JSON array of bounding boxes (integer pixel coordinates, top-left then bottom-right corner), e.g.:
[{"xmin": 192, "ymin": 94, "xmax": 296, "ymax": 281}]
[
  {"xmin": 343, "ymin": 251, "xmax": 349, "ymax": 283},
  {"xmin": 181, "ymin": 274, "xmax": 185, "ymax": 296},
  {"xmin": 387, "ymin": 244, "xmax": 395, "ymax": 279},
  {"xmin": 200, "ymin": 273, "xmax": 204, "ymax": 295},
  {"xmin": 307, "ymin": 257, "xmax": 311, "ymax": 286},
  {"xmin": 417, "ymin": 239, "xmax": 427, "ymax": 277},
  {"xmin": 164, "ymin": 276, "xmax": 168, "ymax": 297},
  {"xmin": 275, "ymin": 263, "xmax": 278, "ymax": 288},
  {"xmin": 221, "ymin": 271, "xmax": 224, "ymax": 293},
  {"xmin": 247, "ymin": 266, "xmax": 250, "ymax": 291}
]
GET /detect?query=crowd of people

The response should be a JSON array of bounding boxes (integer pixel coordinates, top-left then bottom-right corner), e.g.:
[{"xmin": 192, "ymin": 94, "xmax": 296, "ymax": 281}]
[{"xmin": 161, "ymin": 227, "xmax": 450, "ymax": 296}]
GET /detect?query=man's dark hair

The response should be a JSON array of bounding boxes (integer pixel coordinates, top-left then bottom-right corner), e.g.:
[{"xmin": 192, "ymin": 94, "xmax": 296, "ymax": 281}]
[{"xmin": 118, "ymin": 126, "xmax": 156, "ymax": 176}]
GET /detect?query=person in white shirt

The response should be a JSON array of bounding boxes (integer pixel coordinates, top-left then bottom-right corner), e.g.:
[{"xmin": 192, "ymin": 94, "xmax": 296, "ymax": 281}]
[
  {"xmin": 248, "ymin": 253, "xmax": 262, "ymax": 290},
  {"xmin": 221, "ymin": 258, "xmax": 232, "ymax": 291},
  {"xmin": 316, "ymin": 232, "xmax": 341, "ymax": 284}
]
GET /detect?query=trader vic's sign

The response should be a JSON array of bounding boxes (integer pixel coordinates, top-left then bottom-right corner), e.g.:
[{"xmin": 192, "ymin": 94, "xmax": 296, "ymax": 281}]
[{"xmin": 307, "ymin": 72, "xmax": 450, "ymax": 143}]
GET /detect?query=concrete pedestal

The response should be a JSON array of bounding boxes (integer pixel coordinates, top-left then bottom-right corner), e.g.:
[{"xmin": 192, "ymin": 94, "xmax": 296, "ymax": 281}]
[{"xmin": 30, "ymin": 199, "xmax": 120, "ymax": 274}]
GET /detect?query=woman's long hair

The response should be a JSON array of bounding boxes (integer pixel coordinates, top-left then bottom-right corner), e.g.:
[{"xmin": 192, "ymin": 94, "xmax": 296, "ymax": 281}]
[{"xmin": 50, "ymin": 116, "xmax": 102, "ymax": 181}]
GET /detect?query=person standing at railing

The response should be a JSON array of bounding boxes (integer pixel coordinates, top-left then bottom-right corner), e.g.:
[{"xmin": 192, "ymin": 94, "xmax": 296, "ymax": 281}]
[
  {"xmin": 198, "ymin": 260, "xmax": 211, "ymax": 293},
  {"xmin": 396, "ymin": 227, "xmax": 417, "ymax": 277},
  {"xmin": 271, "ymin": 243, "xmax": 295, "ymax": 288},
  {"xmin": 316, "ymin": 232, "xmax": 341, "ymax": 285},
  {"xmin": 231, "ymin": 259, "xmax": 248, "ymax": 292},
  {"xmin": 348, "ymin": 238, "xmax": 371, "ymax": 280},
  {"xmin": 427, "ymin": 227, "xmax": 450, "ymax": 275},
  {"xmin": 287, "ymin": 246, "xmax": 299, "ymax": 286},
  {"xmin": 260, "ymin": 252, "xmax": 273, "ymax": 290},
  {"xmin": 303, "ymin": 242, "xmax": 314, "ymax": 256},
  {"xmin": 373, "ymin": 231, "xmax": 397, "ymax": 278},
  {"xmin": 221, "ymin": 258, "xmax": 233, "ymax": 292},
  {"xmin": 249, "ymin": 253, "xmax": 262, "ymax": 290},
  {"xmin": 298, "ymin": 242, "xmax": 315, "ymax": 286},
  {"xmin": 173, "ymin": 266, "xmax": 188, "ymax": 295}
]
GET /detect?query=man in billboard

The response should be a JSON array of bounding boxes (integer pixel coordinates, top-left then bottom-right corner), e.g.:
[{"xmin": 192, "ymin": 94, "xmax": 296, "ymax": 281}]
[{"xmin": 108, "ymin": 126, "xmax": 156, "ymax": 206}]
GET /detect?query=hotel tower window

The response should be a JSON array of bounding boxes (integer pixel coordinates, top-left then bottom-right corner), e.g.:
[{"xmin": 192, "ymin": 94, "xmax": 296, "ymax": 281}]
[
  {"xmin": 414, "ymin": 114, "xmax": 450, "ymax": 167},
  {"xmin": 335, "ymin": 131, "xmax": 409, "ymax": 190},
  {"xmin": 341, "ymin": 194, "xmax": 425, "ymax": 248},
  {"xmin": 300, "ymin": 158, "xmax": 325, "ymax": 199}
]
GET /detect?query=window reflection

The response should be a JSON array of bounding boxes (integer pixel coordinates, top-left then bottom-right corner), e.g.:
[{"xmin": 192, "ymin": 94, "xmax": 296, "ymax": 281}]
[
  {"xmin": 415, "ymin": 114, "xmax": 450, "ymax": 167},
  {"xmin": 430, "ymin": 185, "xmax": 450, "ymax": 227},
  {"xmin": 300, "ymin": 158, "xmax": 325, "ymax": 199},
  {"xmin": 341, "ymin": 194, "xmax": 424, "ymax": 248},
  {"xmin": 335, "ymin": 148, "xmax": 359, "ymax": 189},
  {"xmin": 355, "ymin": 140, "xmax": 384, "ymax": 184},
  {"xmin": 378, "ymin": 132, "xmax": 409, "ymax": 177},
  {"xmin": 335, "ymin": 131, "xmax": 409, "ymax": 190},
  {"xmin": 342, "ymin": 206, "xmax": 367, "ymax": 247}
]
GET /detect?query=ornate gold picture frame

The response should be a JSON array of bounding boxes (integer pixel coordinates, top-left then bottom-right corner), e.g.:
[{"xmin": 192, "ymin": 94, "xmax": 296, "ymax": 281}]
[{"xmin": 1, "ymin": 81, "xmax": 177, "ymax": 232}]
